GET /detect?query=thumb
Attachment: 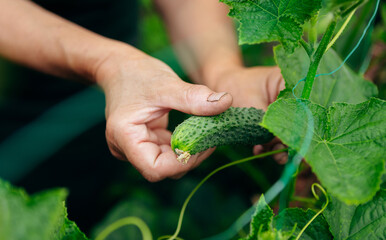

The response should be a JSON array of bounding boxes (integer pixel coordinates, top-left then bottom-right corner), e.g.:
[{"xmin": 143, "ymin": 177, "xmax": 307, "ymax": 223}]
[{"xmin": 158, "ymin": 81, "xmax": 232, "ymax": 116}]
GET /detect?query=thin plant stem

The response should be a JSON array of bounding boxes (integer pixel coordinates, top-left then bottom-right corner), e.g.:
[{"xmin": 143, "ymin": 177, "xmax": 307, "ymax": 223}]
[
  {"xmin": 341, "ymin": 0, "xmax": 374, "ymax": 55},
  {"xmin": 295, "ymin": 184, "xmax": 329, "ymax": 240},
  {"xmin": 341, "ymin": 0, "xmax": 363, "ymax": 17},
  {"xmin": 301, "ymin": 20, "xmax": 337, "ymax": 99},
  {"xmin": 166, "ymin": 148, "xmax": 288, "ymax": 240},
  {"xmin": 219, "ymin": 147, "xmax": 271, "ymax": 190},
  {"xmin": 326, "ymin": 9, "xmax": 357, "ymax": 52},
  {"xmin": 300, "ymin": 39, "xmax": 313, "ymax": 58},
  {"xmin": 95, "ymin": 217, "xmax": 153, "ymax": 240},
  {"xmin": 309, "ymin": 14, "xmax": 318, "ymax": 48}
]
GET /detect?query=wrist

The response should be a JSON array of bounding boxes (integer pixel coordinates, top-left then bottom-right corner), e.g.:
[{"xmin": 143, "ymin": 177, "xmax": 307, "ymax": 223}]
[
  {"xmin": 91, "ymin": 41, "xmax": 149, "ymax": 90},
  {"xmin": 197, "ymin": 44, "xmax": 244, "ymax": 89}
]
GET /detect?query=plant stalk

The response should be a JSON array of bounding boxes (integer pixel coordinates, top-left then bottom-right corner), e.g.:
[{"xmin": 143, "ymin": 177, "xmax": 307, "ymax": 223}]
[
  {"xmin": 326, "ymin": 9, "xmax": 356, "ymax": 52},
  {"xmin": 301, "ymin": 20, "xmax": 337, "ymax": 99},
  {"xmin": 308, "ymin": 14, "xmax": 318, "ymax": 48},
  {"xmin": 300, "ymin": 39, "xmax": 313, "ymax": 58}
]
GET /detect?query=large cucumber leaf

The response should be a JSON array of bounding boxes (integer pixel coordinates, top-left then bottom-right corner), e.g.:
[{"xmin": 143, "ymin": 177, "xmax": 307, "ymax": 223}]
[
  {"xmin": 323, "ymin": 189, "xmax": 386, "ymax": 239},
  {"xmin": 220, "ymin": 0, "xmax": 322, "ymax": 52},
  {"xmin": 261, "ymin": 98, "xmax": 385, "ymax": 204},
  {"xmin": 274, "ymin": 45, "xmax": 378, "ymax": 107},
  {"xmin": 0, "ymin": 179, "xmax": 87, "ymax": 240}
]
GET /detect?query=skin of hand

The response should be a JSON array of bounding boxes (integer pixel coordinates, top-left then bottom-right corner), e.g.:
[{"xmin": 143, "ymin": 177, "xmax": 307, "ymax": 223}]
[
  {"xmin": 0, "ymin": 0, "xmax": 233, "ymax": 181},
  {"xmin": 207, "ymin": 66, "xmax": 284, "ymax": 110},
  {"xmin": 0, "ymin": 0, "xmax": 285, "ymax": 182},
  {"xmin": 156, "ymin": 0, "xmax": 288, "ymax": 163},
  {"xmin": 95, "ymin": 51, "xmax": 232, "ymax": 182}
]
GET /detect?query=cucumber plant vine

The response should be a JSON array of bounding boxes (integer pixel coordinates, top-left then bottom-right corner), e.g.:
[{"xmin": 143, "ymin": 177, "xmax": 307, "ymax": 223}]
[
  {"xmin": 0, "ymin": 1, "xmax": 384, "ymax": 240},
  {"xmin": 206, "ymin": 0, "xmax": 384, "ymax": 239},
  {"xmin": 169, "ymin": 0, "xmax": 385, "ymax": 239}
]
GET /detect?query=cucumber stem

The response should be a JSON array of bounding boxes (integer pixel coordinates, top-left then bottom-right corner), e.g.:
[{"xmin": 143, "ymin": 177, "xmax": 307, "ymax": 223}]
[
  {"xmin": 300, "ymin": 39, "xmax": 313, "ymax": 58},
  {"xmin": 175, "ymin": 148, "xmax": 191, "ymax": 164},
  {"xmin": 308, "ymin": 14, "xmax": 318, "ymax": 49},
  {"xmin": 301, "ymin": 20, "xmax": 337, "ymax": 99}
]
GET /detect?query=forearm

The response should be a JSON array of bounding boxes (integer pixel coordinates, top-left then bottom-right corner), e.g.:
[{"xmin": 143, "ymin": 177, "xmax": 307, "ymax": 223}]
[
  {"xmin": 0, "ymin": 0, "xmax": 144, "ymax": 82},
  {"xmin": 155, "ymin": 0, "xmax": 243, "ymax": 87}
]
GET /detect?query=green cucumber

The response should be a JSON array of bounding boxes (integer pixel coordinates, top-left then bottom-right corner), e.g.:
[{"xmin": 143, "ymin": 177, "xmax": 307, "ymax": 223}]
[{"xmin": 171, "ymin": 107, "xmax": 274, "ymax": 163}]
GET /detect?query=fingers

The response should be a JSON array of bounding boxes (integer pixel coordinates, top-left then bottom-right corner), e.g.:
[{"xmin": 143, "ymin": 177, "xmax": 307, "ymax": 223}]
[
  {"xmin": 157, "ymin": 81, "xmax": 233, "ymax": 116},
  {"xmin": 272, "ymin": 143, "xmax": 288, "ymax": 164},
  {"xmin": 253, "ymin": 145, "xmax": 264, "ymax": 155},
  {"xmin": 125, "ymin": 140, "xmax": 212, "ymax": 182},
  {"xmin": 267, "ymin": 66, "xmax": 285, "ymax": 104},
  {"xmin": 253, "ymin": 138, "xmax": 288, "ymax": 165},
  {"xmin": 107, "ymin": 120, "xmax": 215, "ymax": 182}
]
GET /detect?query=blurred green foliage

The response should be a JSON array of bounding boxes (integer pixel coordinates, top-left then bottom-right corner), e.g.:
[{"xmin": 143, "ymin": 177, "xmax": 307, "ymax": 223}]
[
  {"xmin": 138, "ymin": 0, "xmax": 170, "ymax": 53},
  {"xmin": 0, "ymin": 57, "xmax": 18, "ymax": 105}
]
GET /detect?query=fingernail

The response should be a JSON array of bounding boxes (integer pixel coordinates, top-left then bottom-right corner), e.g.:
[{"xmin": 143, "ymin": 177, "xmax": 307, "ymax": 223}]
[{"xmin": 207, "ymin": 92, "xmax": 228, "ymax": 102}]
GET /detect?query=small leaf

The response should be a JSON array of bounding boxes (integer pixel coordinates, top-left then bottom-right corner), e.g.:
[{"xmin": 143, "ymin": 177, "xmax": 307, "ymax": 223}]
[
  {"xmin": 241, "ymin": 195, "xmax": 274, "ymax": 240},
  {"xmin": 221, "ymin": 0, "xmax": 322, "ymax": 52},
  {"xmin": 56, "ymin": 210, "xmax": 88, "ymax": 240},
  {"xmin": 261, "ymin": 98, "xmax": 385, "ymax": 204},
  {"xmin": 274, "ymin": 208, "xmax": 332, "ymax": 240},
  {"xmin": 274, "ymin": 45, "xmax": 378, "ymax": 107},
  {"xmin": 257, "ymin": 228, "xmax": 294, "ymax": 240},
  {"xmin": 323, "ymin": 189, "xmax": 386, "ymax": 240}
]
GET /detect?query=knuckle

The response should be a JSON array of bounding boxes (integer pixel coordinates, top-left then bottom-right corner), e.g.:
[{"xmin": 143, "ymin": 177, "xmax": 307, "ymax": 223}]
[
  {"xmin": 182, "ymin": 84, "xmax": 197, "ymax": 105},
  {"xmin": 106, "ymin": 112, "xmax": 129, "ymax": 136},
  {"xmin": 107, "ymin": 143, "xmax": 126, "ymax": 161},
  {"xmin": 142, "ymin": 171, "xmax": 164, "ymax": 182},
  {"xmin": 183, "ymin": 84, "xmax": 210, "ymax": 112}
]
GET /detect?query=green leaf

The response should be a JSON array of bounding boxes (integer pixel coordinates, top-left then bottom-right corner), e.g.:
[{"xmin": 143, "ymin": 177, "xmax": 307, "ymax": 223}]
[
  {"xmin": 0, "ymin": 179, "xmax": 87, "ymax": 240},
  {"xmin": 274, "ymin": 208, "xmax": 332, "ymax": 240},
  {"xmin": 241, "ymin": 195, "xmax": 296, "ymax": 240},
  {"xmin": 261, "ymin": 98, "xmax": 385, "ymax": 204},
  {"xmin": 274, "ymin": 45, "xmax": 378, "ymax": 107},
  {"xmin": 220, "ymin": 0, "xmax": 322, "ymax": 52},
  {"xmin": 323, "ymin": 189, "xmax": 386, "ymax": 240},
  {"xmin": 257, "ymin": 228, "xmax": 294, "ymax": 240},
  {"xmin": 241, "ymin": 195, "xmax": 274, "ymax": 240},
  {"xmin": 56, "ymin": 210, "xmax": 88, "ymax": 240}
]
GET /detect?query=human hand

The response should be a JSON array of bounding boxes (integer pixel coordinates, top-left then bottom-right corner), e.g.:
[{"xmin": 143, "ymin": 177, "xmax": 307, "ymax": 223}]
[
  {"xmin": 207, "ymin": 66, "xmax": 288, "ymax": 163},
  {"xmin": 95, "ymin": 49, "xmax": 232, "ymax": 181}
]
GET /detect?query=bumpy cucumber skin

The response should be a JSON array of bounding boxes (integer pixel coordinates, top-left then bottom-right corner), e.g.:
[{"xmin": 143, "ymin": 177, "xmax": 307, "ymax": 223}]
[{"xmin": 171, "ymin": 107, "xmax": 274, "ymax": 162}]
